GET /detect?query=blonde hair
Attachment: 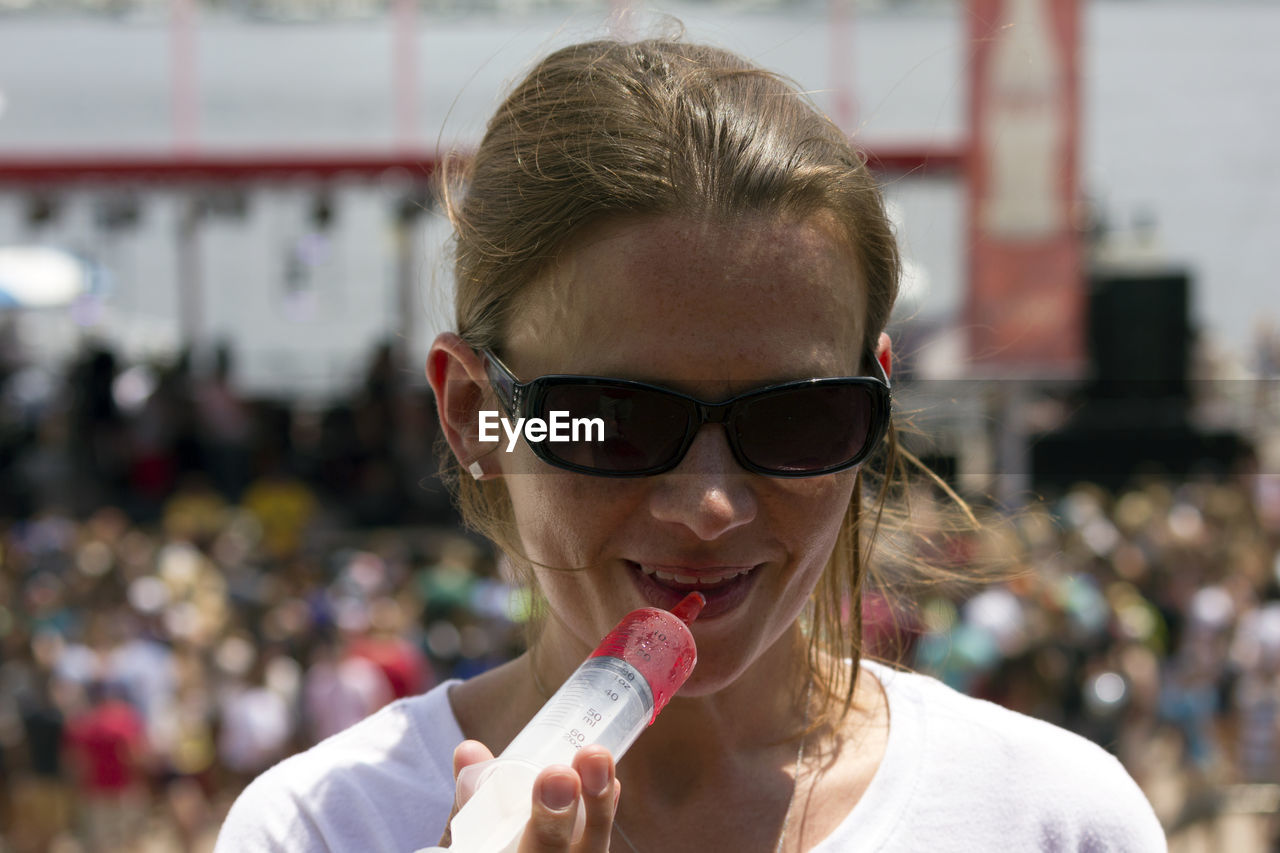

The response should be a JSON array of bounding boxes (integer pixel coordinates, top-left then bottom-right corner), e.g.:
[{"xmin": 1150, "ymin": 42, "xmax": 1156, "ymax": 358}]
[{"xmin": 439, "ymin": 37, "xmax": 908, "ymax": 724}]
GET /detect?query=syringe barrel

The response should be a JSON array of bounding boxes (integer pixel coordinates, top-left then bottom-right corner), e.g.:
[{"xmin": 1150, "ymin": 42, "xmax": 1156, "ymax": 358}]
[
  {"xmin": 436, "ymin": 657, "xmax": 653, "ymax": 853},
  {"xmin": 430, "ymin": 596, "xmax": 701, "ymax": 853},
  {"xmin": 503, "ymin": 656, "xmax": 653, "ymax": 764}
]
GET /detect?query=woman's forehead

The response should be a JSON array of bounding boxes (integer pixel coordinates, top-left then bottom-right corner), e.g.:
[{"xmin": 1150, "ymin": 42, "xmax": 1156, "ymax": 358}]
[{"xmin": 504, "ymin": 213, "xmax": 868, "ymax": 384}]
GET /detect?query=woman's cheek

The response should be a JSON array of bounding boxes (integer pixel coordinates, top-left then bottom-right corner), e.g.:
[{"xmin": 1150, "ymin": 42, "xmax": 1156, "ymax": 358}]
[
  {"xmin": 778, "ymin": 473, "xmax": 856, "ymax": 530},
  {"xmin": 779, "ymin": 478, "xmax": 855, "ymax": 575},
  {"xmin": 511, "ymin": 471, "xmax": 632, "ymax": 567}
]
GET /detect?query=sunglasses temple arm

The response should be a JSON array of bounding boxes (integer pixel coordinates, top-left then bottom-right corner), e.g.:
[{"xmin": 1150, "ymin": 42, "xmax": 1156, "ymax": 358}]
[
  {"xmin": 480, "ymin": 349, "xmax": 523, "ymax": 418},
  {"xmin": 870, "ymin": 353, "xmax": 891, "ymax": 388}
]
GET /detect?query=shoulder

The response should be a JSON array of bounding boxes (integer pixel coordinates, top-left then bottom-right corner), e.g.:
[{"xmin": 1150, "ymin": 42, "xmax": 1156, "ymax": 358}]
[
  {"xmin": 862, "ymin": 662, "xmax": 1167, "ymax": 851},
  {"xmin": 215, "ymin": 680, "xmax": 464, "ymax": 853}
]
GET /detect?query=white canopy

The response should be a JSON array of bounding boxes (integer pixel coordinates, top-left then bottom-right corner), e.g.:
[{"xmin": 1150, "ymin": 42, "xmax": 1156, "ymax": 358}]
[{"xmin": 0, "ymin": 246, "xmax": 89, "ymax": 309}]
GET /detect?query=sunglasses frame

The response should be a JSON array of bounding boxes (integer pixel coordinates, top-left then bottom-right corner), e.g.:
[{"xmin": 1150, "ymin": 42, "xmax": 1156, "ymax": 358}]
[{"xmin": 480, "ymin": 348, "xmax": 891, "ymax": 478}]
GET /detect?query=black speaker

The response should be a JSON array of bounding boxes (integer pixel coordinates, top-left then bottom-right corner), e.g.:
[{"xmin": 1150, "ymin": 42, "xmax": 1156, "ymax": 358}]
[
  {"xmin": 1087, "ymin": 268, "xmax": 1191, "ymax": 401},
  {"xmin": 1030, "ymin": 266, "xmax": 1256, "ymax": 492},
  {"xmin": 1031, "ymin": 425, "xmax": 1249, "ymax": 492}
]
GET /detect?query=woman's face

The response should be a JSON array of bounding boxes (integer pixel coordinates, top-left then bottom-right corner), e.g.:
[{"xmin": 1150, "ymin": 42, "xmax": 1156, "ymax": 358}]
[{"xmin": 494, "ymin": 214, "xmax": 871, "ymax": 694}]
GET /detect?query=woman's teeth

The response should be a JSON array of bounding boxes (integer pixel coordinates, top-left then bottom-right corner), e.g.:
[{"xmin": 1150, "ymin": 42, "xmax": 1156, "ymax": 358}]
[{"xmin": 638, "ymin": 565, "xmax": 752, "ymax": 587}]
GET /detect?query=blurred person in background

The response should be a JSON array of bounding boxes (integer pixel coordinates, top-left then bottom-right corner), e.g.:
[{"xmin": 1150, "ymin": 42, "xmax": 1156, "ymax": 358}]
[
  {"xmin": 62, "ymin": 679, "xmax": 148, "ymax": 852},
  {"xmin": 214, "ymin": 644, "xmax": 293, "ymax": 791},
  {"xmin": 193, "ymin": 343, "xmax": 253, "ymax": 503},
  {"xmin": 4, "ymin": 660, "xmax": 72, "ymax": 853},
  {"xmin": 302, "ymin": 635, "xmax": 394, "ymax": 744},
  {"xmin": 346, "ymin": 596, "xmax": 433, "ymax": 702}
]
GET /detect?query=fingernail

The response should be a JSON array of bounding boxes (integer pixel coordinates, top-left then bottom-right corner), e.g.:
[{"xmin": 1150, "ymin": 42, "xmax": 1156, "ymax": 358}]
[
  {"xmin": 582, "ymin": 756, "xmax": 609, "ymax": 797},
  {"xmin": 541, "ymin": 773, "xmax": 577, "ymax": 811}
]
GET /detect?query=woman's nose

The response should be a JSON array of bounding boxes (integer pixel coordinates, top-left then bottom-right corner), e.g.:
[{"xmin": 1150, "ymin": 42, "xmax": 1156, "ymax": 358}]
[{"xmin": 647, "ymin": 425, "xmax": 758, "ymax": 540}]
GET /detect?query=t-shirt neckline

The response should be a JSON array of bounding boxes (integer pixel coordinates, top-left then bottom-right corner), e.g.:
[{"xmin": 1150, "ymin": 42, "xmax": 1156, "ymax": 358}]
[{"xmin": 430, "ymin": 660, "xmax": 923, "ymax": 852}]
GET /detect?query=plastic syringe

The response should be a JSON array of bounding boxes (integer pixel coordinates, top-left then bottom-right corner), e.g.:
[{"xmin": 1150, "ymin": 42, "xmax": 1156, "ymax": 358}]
[{"xmin": 421, "ymin": 591, "xmax": 704, "ymax": 853}]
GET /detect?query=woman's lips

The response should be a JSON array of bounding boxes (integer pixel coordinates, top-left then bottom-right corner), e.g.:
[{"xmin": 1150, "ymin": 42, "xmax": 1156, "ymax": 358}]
[{"xmin": 625, "ymin": 560, "xmax": 760, "ymax": 618}]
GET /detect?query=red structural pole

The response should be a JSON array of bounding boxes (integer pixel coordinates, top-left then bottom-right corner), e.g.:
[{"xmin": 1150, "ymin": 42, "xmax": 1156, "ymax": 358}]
[
  {"xmin": 828, "ymin": 0, "xmax": 858, "ymax": 133},
  {"xmin": 171, "ymin": 0, "xmax": 199, "ymax": 152},
  {"xmin": 392, "ymin": 0, "xmax": 419, "ymax": 151}
]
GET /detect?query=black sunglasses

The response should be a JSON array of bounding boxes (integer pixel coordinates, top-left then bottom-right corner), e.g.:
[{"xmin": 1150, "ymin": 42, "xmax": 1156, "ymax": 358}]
[{"xmin": 480, "ymin": 349, "xmax": 891, "ymax": 478}]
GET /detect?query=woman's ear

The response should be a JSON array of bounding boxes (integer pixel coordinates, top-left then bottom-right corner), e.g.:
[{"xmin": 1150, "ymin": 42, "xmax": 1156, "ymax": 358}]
[
  {"xmin": 426, "ymin": 333, "xmax": 497, "ymax": 479},
  {"xmin": 875, "ymin": 332, "xmax": 893, "ymax": 380}
]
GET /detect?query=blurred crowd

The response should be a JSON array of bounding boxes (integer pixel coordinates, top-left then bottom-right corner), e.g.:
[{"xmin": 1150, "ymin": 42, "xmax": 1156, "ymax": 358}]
[
  {"xmin": 0, "ymin": 339, "xmax": 525, "ymax": 851},
  {"xmin": 0, "ymin": 335, "xmax": 455, "ymax": 529},
  {"xmin": 0, "ymin": 338, "xmax": 1278, "ymax": 850},
  {"xmin": 881, "ymin": 473, "xmax": 1280, "ymax": 846}
]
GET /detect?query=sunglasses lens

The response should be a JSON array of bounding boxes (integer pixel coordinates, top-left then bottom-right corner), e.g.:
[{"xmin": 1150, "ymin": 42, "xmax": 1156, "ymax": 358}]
[
  {"xmin": 734, "ymin": 384, "xmax": 878, "ymax": 473},
  {"xmin": 540, "ymin": 383, "xmax": 691, "ymax": 473}
]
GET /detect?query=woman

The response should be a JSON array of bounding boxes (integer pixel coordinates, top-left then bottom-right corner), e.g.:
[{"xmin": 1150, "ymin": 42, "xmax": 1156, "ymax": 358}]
[{"xmin": 217, "ymin": 38, "xmax": 1166, "ymax": 852}]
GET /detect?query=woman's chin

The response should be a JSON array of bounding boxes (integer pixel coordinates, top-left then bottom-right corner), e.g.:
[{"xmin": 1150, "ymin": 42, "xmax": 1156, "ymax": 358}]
[
  {"xmin": 667, "ymin": 618, "xmax": 809, "ymax": 702},
  {"xmin": 666, "ymin": 671, "xmax": 737, "ymax": 700},
  {"xmin": 661, "ymin": 643, "xmax": 765, "ymax": 699}
]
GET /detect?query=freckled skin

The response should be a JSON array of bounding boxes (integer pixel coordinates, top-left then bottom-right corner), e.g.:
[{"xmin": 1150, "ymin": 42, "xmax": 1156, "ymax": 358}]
[{"xmin": 496, "ymin": 213, "xmax": 869, "ymax": 696}]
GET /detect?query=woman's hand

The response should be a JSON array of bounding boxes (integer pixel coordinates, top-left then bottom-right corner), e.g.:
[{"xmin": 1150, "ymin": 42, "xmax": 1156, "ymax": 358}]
[{"xmin": 437, "ymin": 740, "xmax": 622, "ymax": 852}]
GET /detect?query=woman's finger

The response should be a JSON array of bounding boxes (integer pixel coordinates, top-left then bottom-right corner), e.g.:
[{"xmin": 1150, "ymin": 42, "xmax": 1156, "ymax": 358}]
[
  {"xmin": 518, "ymin": 766, "xmax": 581, "ymax": 853},
  {"xmin": 571, "ymin": 747, "xmax": 617, "ymax": 851},
  {"xmin": 437, "ymin": 740, "xmax": 496, "ymax": 847},
  {"xmin": 453, "ymin": 739, "xmax": 495, "ymax": 788}
]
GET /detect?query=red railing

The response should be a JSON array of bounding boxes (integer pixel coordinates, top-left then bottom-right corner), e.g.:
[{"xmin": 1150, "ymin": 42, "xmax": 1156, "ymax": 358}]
[{"xmin": 0, "ymin": 143, "xmax": 965, "ymax": 185}]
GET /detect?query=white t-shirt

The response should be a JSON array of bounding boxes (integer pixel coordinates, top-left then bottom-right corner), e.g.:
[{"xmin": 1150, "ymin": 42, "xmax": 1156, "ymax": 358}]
[{"xmin": 216, "ymin": 661, "xmax": 1167, "ymax": 852}]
